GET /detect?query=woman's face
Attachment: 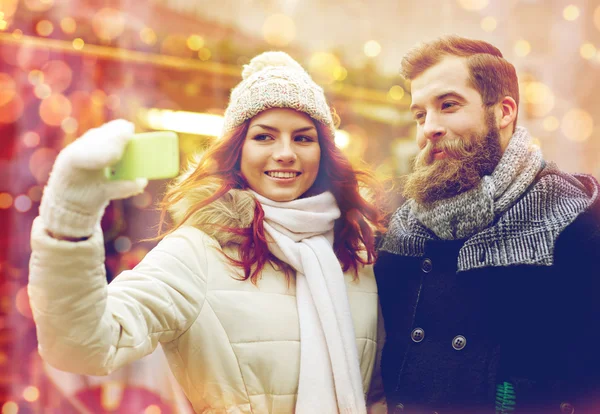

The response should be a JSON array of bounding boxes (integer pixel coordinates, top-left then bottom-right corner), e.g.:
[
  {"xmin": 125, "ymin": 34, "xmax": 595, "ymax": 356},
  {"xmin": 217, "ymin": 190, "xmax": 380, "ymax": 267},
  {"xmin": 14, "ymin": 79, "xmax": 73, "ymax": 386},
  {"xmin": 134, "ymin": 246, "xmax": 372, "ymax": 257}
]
[{"xmin": 240, "ymin": 108, "xmax": 321, "ymax": 202}]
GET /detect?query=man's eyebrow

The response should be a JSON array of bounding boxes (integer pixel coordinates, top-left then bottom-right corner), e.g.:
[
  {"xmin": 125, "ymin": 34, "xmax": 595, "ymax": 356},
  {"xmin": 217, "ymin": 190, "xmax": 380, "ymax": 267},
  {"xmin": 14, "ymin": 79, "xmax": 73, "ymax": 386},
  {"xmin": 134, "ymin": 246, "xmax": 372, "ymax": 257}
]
[
  {"xmin": 249, "ymin": 124, "xmax": 317, "ymax": 133},
  {"xmin": 410, "ymin": 91, "xmax": 466, "ymax": 112}
]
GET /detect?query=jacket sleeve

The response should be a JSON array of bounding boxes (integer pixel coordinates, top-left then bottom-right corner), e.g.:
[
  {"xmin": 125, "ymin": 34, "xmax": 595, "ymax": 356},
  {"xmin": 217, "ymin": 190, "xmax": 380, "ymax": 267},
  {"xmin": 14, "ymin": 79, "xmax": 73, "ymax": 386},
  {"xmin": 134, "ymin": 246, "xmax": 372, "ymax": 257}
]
[{"xmin": 28, "ymin": 217, "xmax": 211, "ymax": 376}]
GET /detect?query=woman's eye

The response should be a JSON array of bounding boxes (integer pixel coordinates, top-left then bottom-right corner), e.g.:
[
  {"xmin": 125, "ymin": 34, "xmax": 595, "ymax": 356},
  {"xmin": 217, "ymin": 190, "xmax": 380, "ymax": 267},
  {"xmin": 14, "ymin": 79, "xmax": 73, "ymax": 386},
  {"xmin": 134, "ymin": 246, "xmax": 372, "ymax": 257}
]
[
  {"xmin": 253, "ymin": 134, "xmax": 272, "ymax": 141},
  {"xmin": 295, "ymin": 135, "xmax": 315, "ymax": 142}
]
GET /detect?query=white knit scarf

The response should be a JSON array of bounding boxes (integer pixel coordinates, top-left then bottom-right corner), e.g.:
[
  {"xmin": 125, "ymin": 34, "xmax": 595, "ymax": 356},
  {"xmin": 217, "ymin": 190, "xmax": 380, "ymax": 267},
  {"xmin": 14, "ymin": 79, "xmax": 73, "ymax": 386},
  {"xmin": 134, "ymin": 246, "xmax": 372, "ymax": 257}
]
[
  {"xmin": 250, "ymin": 190, "xmax": 366, "ymax": 414},
  {"xmin": 410, "ymin": 126, "xmax": 544, "ymax": 240}
]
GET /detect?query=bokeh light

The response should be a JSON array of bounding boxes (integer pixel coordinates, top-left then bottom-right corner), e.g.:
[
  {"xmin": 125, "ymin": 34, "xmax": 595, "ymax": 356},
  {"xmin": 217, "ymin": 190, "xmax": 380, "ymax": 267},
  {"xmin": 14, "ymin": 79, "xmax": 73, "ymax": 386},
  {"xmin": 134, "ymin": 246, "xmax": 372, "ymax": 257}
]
[
  {"xmin": 16, "ymin": 45, "xmax": 50, "ymax": 69},
  {"xmin": 262, "ymin": 13, "xmax": 296, "ymax": 46},
  {"xmin": 14, "ymin": 195, "xmax": 32, "ymax": 213},
  {"xmin": 61, "ymin": 116, "xmax": 78, "ymax": 134},
  {"xmin": 563, "ymin": 5, "xmax": 580, "ymax": 21},
  {"xmin": 1, "ymin": 401, "xmax": 19, "ymax": 414},
  {"xmin": 388, "ymin": 85, "xmax": 405, "ymax": 101},
  {"xmin": 0, "ymin": 94, "xmax": 23, "ymax": 124},
  {"xmin": 60, "ymin": 16, "xmax": 76, "ymax": 34},
  {"xmin": 22, "ymin": 131, "xmax": 41, "ymax": 147},
  {"xmin": 309, "ymin": 52, "xmax": 342, "ymax": 84},
  {"xmin": 39, "ymin": 94, "xmax": 72, "ymax": 126},
  {"xmin": 29, "ymin": 147, "xmax": 57, "ymax": 184},
  {"xmin": 144, "ymin": 405, "xmax": 161, "ymax": 414},
  {"xmin": 198, "ymin": 48, "xmax": 211, "ymax": 61},
  {"xmin": 115, "ymin": 236, "xmax": 132, "ymax": 253},
  {"xmin": 580, "ymin": 43, "xmax": 596, "ymax": 60},
  {"xmin": 458, "ymin": 0, "xmax": 489, "ymax": 10},
  {"xmin": 28, "ymin": 69, "xmax": 44, "ymax": 86},
  {"xmin": 187, "ymin": 34, "xmax": 205, "ymax": 51},
  {"xmin": 140, "ymin": 27, "xmax": 157, "ymax": 45},
  {"xmin": 33, "ymin": 83, "xmax": 51, "ymax": 99},
  {"xmin": 542, "ymin": 116, "xmax": 560, "ymax": 132},
  {"xmin": 15, "ymin": 286, "xmax": 32, "ymax": 317},
  {"xmin": 481, "ymin": 16, "xmax": 497, "ymax": 32},
  {"xmin": 35, "ymin": 19, "xmax": 53, "ymax": 36},
  {"xmin": 594, "ymin": 6, "xmax": 600, "ymax": 31},
  {"xmin": 0, "ymin": 72, "xmax": 16, "ymax": 106},
  {"xmin": 561, "ymin": 108, "xmax": 594, "ymax": 142},
  {"xmin": 0, "ymin": 193, "xmax": 13, "ymax": 209},
  {"xmin": 72, "ymin": 38, "xmax": 84, "ymax": 50},
  {"xmin": 27, "ymin": 185, "xmax": 43, "ymax": 202},
  {"xmin": 92, "ymin": 8, "xmax": 125, "ymax": 41},
  {"xmin": 364, "ymin": 40, "xmax": 381, "ymax": 57},
  {"xmin": 514, "ymin": 40, "xmax": 531, "ymax": 57},
  {"xmin": 524, "ymin": 82, "xmax": 554, "ymax": 117},
  {"xmin": 22, "ymin": 386, "xmax": 40, "ymax": 402},
  {"xmin": 41, "ymin": 60, "xmax": 72, "ymax": 93}
]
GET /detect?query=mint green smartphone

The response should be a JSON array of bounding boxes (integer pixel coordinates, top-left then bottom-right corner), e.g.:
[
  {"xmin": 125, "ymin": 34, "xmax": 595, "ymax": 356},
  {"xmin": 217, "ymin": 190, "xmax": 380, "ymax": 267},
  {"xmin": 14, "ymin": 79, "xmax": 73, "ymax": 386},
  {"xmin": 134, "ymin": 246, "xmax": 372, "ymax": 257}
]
[{"xmin": 105, "ymin": 131, "xmax": 180, "ymax": 181}]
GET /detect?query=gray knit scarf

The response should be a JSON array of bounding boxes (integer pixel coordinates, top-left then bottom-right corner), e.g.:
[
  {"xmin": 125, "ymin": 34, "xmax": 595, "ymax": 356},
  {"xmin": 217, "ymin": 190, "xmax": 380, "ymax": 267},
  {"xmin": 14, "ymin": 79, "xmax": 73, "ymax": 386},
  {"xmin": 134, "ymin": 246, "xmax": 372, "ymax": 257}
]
[
  {"xmin": 410, "ymin": 127, "xmax": 543, "ymax": 240},
  {"xmin": 380, "ymin": 127, "xmax": 598, "ymax": 271}
]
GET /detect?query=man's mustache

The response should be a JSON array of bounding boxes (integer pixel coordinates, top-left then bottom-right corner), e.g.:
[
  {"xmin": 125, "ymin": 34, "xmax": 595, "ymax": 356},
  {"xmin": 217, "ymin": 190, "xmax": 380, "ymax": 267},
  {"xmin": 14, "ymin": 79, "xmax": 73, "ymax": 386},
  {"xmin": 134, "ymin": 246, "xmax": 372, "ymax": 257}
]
[{"xmin": 416, "ymin": 138, "xmax": 475, "ymax": 166}]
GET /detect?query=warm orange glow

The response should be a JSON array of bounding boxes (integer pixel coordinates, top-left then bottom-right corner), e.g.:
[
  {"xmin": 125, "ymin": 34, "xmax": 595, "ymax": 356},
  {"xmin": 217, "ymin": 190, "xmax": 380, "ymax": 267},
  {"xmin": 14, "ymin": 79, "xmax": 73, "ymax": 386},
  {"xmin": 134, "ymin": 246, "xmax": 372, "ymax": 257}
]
[
  {"xmin": 1, "ymin": 401, "xmax": 19, "ymax": 414},
  {"xmin": 0, "ymin": 72, "xmax": 16, "ymax": 106},
  {"xmin": 514, "ymin": 40, "xmax": 531, "ymax": 57},
  {"xmin": 36, "ymin": 20, "xmax": 53, "ymax": 36},
  {"xmin": 33, "ymin": 84, "xmax": 52, "ymax": 99},
  {"xmin": 60, "ymin": 17, "xmax": 76, "ymax": 34},
  {"xmin": 458, "ymin": 0, "xmax": 489, "ymax": 10},
  {"xmin": 0, "ymin": 94, "xmax": 24, "ymax": 124},
  {"xmin": 72, "ymin": 38, "xmax": 84, "ymax": 50},
  {"xmin": 92, "ymin": 8, "xmax": 125, "ymax": 41},
  {"xmin": 262, "ymin": 13, "xmax": 296, "ymax": 46},
  {"xmin": 187, "ymin": 34, "xmax": 204, "ymax": 51},
  {"xmin": 28, "ymin": 69, "xmax": 44, "ymax": 86},
  {"xmin": 198, "ymin": 48, "xmax": 211, "ymax": 61},
  {"xmin": 388, "ymin": 85, "xmax": 405, "ymax": 101},
  {"xmin": 39, "ymin": 93, "xmax": 72, "ymax": 126},
  {"xmin": 0, "ymin": 193, "xmax": 13, "ymax": 209},
  {"xmin": 27, "ymin": 186, "xmax": 43, "ymax": 202},
  {"xmin": 144, "ymin": 405, "xmax": 161, "ymax": 414},
  {"xmin": 22, "ymin": 386, "xmax": 39, "ymax": 402},
  {"xmin": 140, "ymin": 27, "xmax": 157, "ymax": 45}
]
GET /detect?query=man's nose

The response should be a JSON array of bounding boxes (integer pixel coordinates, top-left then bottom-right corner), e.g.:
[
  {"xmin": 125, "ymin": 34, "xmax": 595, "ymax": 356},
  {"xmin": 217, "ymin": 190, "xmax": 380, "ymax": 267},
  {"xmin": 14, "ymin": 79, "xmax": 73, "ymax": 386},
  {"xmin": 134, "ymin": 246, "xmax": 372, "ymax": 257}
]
[{"xmin": 422, "ymin": 113, "xmax": 446, "ymax": 142}]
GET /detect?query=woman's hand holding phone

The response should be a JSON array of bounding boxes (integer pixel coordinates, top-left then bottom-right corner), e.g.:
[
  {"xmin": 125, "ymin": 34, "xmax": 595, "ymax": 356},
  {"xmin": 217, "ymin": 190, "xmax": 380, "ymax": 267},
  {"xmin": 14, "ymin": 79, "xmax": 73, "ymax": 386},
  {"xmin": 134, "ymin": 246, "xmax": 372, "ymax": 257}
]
[{"xmin": 39, "ymin": 120, "xmax": 156, "ymax": 240}]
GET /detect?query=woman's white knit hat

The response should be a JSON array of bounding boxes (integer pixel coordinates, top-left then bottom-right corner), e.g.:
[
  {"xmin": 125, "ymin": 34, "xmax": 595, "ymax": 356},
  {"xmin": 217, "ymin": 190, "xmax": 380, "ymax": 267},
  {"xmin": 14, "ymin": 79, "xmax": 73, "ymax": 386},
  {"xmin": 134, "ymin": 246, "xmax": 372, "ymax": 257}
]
[{"xmin": 222, "ymin": 51, "xmax": 335, "ymax": 136}]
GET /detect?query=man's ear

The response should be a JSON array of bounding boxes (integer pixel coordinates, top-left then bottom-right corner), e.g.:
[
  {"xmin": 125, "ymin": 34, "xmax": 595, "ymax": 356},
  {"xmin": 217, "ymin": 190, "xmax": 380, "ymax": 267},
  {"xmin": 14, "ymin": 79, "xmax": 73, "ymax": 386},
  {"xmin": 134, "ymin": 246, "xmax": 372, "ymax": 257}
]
[{"xmin": 497, "ymin": 96, "xmax": 517, "ymax": 131}]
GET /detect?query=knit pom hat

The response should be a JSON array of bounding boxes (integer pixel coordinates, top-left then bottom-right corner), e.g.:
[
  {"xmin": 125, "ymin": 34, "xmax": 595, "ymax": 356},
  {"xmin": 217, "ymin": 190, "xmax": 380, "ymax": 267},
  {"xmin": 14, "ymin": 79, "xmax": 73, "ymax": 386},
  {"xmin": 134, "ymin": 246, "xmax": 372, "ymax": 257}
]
[{"xmin": 222, "ymin": 51, "xmax": 335, "ymax": 136}]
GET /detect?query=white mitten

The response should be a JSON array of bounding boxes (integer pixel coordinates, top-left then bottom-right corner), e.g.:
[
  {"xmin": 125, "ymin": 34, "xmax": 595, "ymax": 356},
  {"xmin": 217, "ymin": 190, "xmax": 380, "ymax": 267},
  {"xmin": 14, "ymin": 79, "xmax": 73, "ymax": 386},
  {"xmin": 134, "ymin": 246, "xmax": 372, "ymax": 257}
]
[{"xmin": 40, "ymin": 119, "xmax": 148, "ymax": 239}]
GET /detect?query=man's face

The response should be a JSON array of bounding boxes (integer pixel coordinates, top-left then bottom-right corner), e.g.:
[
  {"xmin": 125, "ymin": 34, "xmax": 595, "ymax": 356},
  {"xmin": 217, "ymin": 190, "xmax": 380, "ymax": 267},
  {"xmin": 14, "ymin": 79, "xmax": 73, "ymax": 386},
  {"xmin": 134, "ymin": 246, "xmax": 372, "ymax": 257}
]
[{"xmin": 403, "ymin": 56, "xmax": 503, "ymax": 205}]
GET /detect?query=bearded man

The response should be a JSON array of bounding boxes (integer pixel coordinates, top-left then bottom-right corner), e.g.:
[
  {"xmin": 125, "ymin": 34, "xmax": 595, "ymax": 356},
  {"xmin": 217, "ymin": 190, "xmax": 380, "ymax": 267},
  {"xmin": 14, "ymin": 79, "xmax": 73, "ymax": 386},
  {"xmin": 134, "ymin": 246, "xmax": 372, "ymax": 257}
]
[{"xmin": 375, "ymin": 35, "xmax": 600, "ymax": 414}]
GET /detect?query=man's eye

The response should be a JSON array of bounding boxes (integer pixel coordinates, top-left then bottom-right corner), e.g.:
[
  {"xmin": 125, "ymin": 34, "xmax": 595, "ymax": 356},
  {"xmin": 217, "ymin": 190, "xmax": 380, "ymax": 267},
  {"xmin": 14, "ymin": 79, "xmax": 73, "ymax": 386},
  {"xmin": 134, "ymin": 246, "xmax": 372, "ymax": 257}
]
[
  {"xmin": 414, "ymin": 113, "xmax": 425, "ymax": 123},
  {"xmin": 442, "ymin": 102, "xmax": 457, "ymax": 110}
]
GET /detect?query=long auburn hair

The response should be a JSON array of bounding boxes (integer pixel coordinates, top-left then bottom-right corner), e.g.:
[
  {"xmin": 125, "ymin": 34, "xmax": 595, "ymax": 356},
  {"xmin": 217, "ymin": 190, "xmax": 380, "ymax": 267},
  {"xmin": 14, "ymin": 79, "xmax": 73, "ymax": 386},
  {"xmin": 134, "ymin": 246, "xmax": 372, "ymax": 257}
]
[{"xmin": 156, "ymin": 116, "xmax": 387, "ymax": 284}]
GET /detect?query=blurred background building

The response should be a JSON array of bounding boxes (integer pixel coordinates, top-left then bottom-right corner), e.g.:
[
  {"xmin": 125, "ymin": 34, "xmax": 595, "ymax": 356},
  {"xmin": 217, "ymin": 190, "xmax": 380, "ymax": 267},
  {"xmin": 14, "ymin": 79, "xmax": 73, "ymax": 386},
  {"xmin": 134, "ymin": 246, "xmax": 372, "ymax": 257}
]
[{"xmin": 0, "ymin": 0, "xmax": 599, "ymax": 412}]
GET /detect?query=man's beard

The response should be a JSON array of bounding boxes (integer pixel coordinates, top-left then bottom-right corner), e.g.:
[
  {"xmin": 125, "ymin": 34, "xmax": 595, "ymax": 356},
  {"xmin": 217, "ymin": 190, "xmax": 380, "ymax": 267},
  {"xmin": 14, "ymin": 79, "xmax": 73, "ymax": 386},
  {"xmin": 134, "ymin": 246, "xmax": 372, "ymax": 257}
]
[{"xmin": 403, "ymin": 111, "xmax": 503, "ymax": 206}]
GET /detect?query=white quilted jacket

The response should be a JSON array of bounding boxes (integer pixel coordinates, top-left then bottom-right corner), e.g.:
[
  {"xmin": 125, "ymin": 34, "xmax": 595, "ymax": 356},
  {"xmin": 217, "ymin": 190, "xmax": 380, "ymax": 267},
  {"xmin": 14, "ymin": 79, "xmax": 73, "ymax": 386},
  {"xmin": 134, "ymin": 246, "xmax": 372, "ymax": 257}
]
[{"xmin": 28, "ymin": 210, "xmax": 383, "ymax": 413}]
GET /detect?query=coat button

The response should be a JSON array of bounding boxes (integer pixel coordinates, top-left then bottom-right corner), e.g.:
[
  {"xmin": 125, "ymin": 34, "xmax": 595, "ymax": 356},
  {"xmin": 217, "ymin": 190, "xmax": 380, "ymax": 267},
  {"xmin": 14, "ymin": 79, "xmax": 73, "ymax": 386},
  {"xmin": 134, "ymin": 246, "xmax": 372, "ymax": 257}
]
[
  {"xmin": 421, "ymin": 258, "xmax": 433, "ymax": 273},
  {"xmin": 392, "ymin": 402, "xmax": 405, "ymax": 413},
  {"xmin": 411, "ymin": 327, "xmax": 425, "ymax": 343},
  {"xmin": 560, "ymin": 402, "xmax": 575, "ymax": 414},
  {"xmin": 452, "ymin": 335, "xmax": 467, "ymax": 350}
]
